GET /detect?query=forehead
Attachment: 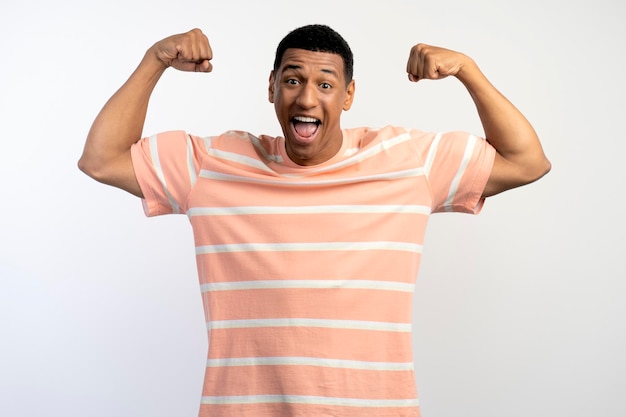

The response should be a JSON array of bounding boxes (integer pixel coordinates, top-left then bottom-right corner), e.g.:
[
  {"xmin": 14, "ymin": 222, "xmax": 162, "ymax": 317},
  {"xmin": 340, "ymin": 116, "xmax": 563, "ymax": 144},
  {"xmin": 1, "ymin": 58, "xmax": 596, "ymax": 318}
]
[{"xmin": 278, "ymin": 48, "xmax": 345, "ymax": 78}]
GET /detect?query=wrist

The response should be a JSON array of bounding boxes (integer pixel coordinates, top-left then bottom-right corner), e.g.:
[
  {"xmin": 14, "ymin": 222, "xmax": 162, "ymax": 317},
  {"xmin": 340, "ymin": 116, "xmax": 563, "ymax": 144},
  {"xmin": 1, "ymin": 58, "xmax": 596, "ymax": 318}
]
[
  {"xmin": 455, "ymin": 56, "xmax": 478, "ymax": 83},
  {"xmin": 135, "ymin": 50, "xmax": 168, "ymax": 81},
  {"xmin": 455, "ymin": 58, "xmax": 490, "ymax": 93},
  {"xmin": 143, "ymin": 46, "xmax": 171, "ymax": 72}
]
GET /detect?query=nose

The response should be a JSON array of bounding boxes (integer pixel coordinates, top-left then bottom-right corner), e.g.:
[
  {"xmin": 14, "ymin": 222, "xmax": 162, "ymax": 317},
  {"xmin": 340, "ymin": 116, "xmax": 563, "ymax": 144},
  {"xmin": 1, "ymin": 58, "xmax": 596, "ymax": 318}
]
[{"xmin": 295, "ymin": 82, "xmax": 318, "ymax": 108}]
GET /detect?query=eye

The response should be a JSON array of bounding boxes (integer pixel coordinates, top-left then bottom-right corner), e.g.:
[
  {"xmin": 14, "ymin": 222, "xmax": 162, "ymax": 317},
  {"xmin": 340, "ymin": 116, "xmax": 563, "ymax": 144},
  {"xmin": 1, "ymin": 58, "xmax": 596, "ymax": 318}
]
[
  {"xmin": 320, "ymin": 82, "xmax": 332, "ymax": 89},
  {"xmin": 286, "ymin": 79, "xmax": 299, "ymax": 85}
]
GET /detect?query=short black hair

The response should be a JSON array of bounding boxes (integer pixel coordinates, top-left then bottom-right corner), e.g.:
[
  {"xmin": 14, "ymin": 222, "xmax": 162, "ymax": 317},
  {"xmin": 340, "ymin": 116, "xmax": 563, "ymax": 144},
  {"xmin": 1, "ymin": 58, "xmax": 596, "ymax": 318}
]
[{"xmin": 273, "ymin": 24, "xmax": 353, "ymax": 84}]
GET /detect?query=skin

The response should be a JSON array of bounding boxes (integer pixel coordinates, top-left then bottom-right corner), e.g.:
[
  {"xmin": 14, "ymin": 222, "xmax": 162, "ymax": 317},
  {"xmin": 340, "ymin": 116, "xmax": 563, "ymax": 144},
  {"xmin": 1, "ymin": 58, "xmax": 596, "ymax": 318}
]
[
  {"xmin": 268, "ymin": 49, "xmax": 355, "ymax": 166},
  {"xmin": 79, "ymin": 29, "xmax": 213, "ymax": 198},
  {"xmin": 405, "ymin": 43, "xmax": 550, "ymax": 196},
  {"xmin": 78, "ymin": 28, "xmax": 550, "ymax": 199}
]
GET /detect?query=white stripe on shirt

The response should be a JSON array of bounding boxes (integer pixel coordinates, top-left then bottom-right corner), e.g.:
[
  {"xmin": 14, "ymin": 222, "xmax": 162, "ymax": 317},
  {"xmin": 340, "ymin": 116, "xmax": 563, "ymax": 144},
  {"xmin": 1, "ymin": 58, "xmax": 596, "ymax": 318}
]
[
  {"xmin": 149, "ymin": 134, "xmax": 180, "ymax": 213},
  {"xmin": 423, "ymin": 132, "xmax": 443, "ymax": 177},
  {"xmin": 294, "ymin": 131, "xmax": 413, "ymax": 176},
  {"xmin": 200, "ymin": 280, "xmax": 415, "ymax": 293},
  {"xmin": 199, "ymin": 167, "xmax": 424, "ymax": 187},
  {"xmin": 188, "ymin": 204, "xmax": 431, "ymax": 217},
  {"xmin": 206, "ymin": 356, "xmax": 414, "ymax": 371},
  {"xmin": 444, "ymin": 134, "xmax": 478, "ymax": 211},
  {"xmin": 206, "ymin": 147, "xmax": 278, "ymax": 174},
  {"xmin": 195, "ymin": 241, "xmax": 423, "ymax": 255},
  {"xmin": 207, "ymin": 318, "xmax": 412, "ymax": 332},
  {"xmin": 200, "ymin": 131, "xmax": 414, "ymax": 177},
  {"xmin": 186, "ymin": 134, "xmax": 198, "ymax": 189},
  {"xmin": 200, "ymin": 394, "xmax": 420, "ymax": 407}
]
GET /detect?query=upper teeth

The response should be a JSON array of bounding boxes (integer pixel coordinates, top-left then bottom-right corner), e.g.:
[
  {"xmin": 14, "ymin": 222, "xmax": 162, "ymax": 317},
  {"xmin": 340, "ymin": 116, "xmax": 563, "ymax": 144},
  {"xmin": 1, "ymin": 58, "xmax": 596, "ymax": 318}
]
[{"xmin": 294, "ymin": 116, "xmax": 318, "ymax": 123}]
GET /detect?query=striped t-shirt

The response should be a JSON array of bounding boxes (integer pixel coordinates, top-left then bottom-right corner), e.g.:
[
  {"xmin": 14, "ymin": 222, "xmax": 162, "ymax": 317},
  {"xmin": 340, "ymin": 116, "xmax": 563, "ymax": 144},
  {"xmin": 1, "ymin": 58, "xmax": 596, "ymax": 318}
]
[{"xmin": 130, "ymin": 125, "xmax": 495, "ymax": 417}]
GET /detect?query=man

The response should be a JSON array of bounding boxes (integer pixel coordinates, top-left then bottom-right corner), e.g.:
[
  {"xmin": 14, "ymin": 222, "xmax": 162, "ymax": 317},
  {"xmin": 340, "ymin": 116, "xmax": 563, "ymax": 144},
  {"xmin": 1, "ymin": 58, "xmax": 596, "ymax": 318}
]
[{"xmin": 79, "ymin": 25, "xmax": 549, "ymax": 417}]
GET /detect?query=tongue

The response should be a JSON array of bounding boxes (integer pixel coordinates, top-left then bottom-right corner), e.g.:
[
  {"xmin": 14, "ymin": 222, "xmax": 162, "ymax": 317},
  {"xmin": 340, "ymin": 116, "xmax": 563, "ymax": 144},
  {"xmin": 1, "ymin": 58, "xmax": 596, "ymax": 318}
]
[{"xmin": 294, "ymin": 122, "xmax": 318, "ymax": 138}]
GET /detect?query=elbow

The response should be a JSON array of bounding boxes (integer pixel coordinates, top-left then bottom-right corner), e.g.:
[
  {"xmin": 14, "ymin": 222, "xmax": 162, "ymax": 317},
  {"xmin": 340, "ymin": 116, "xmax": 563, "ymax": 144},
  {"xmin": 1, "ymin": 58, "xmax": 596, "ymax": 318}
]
[
  {"xmin": 519, "ymin": 155, "xmax": 551, "ymax": 186},
  {"xmin": 532, "ymin": 155, "xmax": 552, "ymax": 182},
  {"xmin": 541, "ymin": 157, "xmax": 552, "ymax": 177},
  {"xmin": 77, "ymin": 154, "xmax": 96, "ymax": 178},
  {"xmin": 486, "ymin": 150, "xmax": 551, "ymax": 197},
  {"xmin": 78, "ymin": 153, "xmax": 108, "ymax": 183},
  {"xmin": 77, "ymin": 155, "xmax": 89, "ymax": 176}
]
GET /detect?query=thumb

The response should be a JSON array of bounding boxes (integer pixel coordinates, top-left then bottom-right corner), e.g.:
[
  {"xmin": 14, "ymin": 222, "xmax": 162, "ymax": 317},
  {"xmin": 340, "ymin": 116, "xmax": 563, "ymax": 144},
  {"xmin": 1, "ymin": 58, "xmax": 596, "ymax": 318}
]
[{"xmin": 195, "ymin": 59, "xmax": 213, "ymax": 72}]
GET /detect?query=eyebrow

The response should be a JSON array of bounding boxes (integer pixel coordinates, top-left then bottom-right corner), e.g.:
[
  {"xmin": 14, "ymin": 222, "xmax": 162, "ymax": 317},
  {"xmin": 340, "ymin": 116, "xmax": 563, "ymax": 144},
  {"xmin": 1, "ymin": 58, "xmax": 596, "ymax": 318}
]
[{"xmin": 283, "ymin": 64, "xmax": 339, "ymax": 78}]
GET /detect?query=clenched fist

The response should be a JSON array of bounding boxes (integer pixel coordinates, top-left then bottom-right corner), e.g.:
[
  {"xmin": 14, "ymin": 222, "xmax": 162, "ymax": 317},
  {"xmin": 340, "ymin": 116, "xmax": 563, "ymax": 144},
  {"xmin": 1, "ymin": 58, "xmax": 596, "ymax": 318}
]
[
  {"xmin": 406, "ymin": 44, "xmax": 472, "ymax": 82},
  {"xmin": 149, "ymin": 28, "xmax": 213, "ymax": 72}
]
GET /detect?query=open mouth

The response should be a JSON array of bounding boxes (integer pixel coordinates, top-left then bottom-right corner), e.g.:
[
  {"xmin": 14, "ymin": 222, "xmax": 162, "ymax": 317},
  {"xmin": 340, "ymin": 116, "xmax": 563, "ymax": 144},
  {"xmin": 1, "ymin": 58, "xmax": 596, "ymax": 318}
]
[{"xmin": 291, "ymin": 116, "xmax": 321, "ymax": 141}]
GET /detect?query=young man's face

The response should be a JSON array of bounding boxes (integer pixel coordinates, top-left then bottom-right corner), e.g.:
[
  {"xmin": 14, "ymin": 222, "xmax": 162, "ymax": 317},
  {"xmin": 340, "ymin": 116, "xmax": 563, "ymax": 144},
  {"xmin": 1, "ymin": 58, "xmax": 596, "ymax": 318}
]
[{"xmin": 269, "ymin": 48, "xmax": 355, "ymax": 166}]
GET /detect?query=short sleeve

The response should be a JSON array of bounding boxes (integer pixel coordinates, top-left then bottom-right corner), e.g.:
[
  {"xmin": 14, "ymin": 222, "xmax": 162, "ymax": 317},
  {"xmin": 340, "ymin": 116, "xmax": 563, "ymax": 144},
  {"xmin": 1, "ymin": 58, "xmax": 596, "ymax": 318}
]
[
  {"xmin": 130, "ymin": 130, "xmax": 206, "ymax": 217},
  {"xmin": 412, "ymin": 130, "xmax": 495, "ymax": 214}
]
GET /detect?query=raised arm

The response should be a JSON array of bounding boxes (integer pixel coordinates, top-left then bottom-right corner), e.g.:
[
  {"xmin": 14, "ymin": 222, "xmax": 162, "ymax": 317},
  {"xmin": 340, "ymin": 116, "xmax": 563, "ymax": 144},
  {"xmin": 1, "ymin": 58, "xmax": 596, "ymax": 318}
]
[
  {"xmin": 406, "ymin": 44, "xmax": 551, "ymax": 197},
  {"xmin": 78, "ymin": 29, "xmax": 213, "ymax": 197}
]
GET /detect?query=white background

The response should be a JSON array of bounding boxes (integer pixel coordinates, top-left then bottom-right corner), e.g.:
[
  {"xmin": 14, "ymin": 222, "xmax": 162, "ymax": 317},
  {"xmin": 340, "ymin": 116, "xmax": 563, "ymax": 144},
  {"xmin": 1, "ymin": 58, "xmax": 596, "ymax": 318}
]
[{"xmin": 1, "ymin": 0, "xmax": 624, "ymax": 416}]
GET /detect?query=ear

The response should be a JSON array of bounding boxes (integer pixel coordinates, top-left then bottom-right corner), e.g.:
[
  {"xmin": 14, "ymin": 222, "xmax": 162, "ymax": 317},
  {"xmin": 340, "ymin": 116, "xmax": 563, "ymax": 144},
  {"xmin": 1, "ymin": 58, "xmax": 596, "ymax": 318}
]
[
  {"xmin": 343, "ymin": 79, "xmax": 356, "ymax": 111},
  {"xmin": 268, "ymin": 71, "xmax": 275, "ymax": 103}
]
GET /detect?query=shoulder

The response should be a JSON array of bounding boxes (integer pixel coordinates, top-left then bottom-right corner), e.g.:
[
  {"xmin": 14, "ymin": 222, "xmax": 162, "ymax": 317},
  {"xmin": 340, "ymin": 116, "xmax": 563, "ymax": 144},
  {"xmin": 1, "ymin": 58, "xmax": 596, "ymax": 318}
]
[
  {"xmin": 343, "ymin": 125, "xmax": 434, "ymax": 150},
  {"xmin": 135, "ymin": 129, "xmax": 268, "ymax": 163},
  {"xmin": 201, "ymin": 130, "xmax": 286, "ymax": 166},
  {"xmin": 206, "ymin": 130, "xmax": 277, "ymax": 148}
]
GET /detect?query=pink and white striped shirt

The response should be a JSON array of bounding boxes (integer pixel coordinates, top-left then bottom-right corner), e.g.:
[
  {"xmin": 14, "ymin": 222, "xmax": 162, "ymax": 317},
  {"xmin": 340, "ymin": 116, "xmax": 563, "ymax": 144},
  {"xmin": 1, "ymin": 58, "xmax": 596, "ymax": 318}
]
[{"xmin": 131, "ymin": 125, "xmax": 495, "ymax": 417}]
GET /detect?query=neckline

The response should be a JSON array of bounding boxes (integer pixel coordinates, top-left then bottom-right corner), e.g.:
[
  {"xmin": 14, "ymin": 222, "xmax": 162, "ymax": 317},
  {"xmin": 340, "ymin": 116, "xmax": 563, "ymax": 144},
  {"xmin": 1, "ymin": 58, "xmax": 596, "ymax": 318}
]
[{"xmin": 278, "ymin": 130, "xmax": 350, "ymax": 170}]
